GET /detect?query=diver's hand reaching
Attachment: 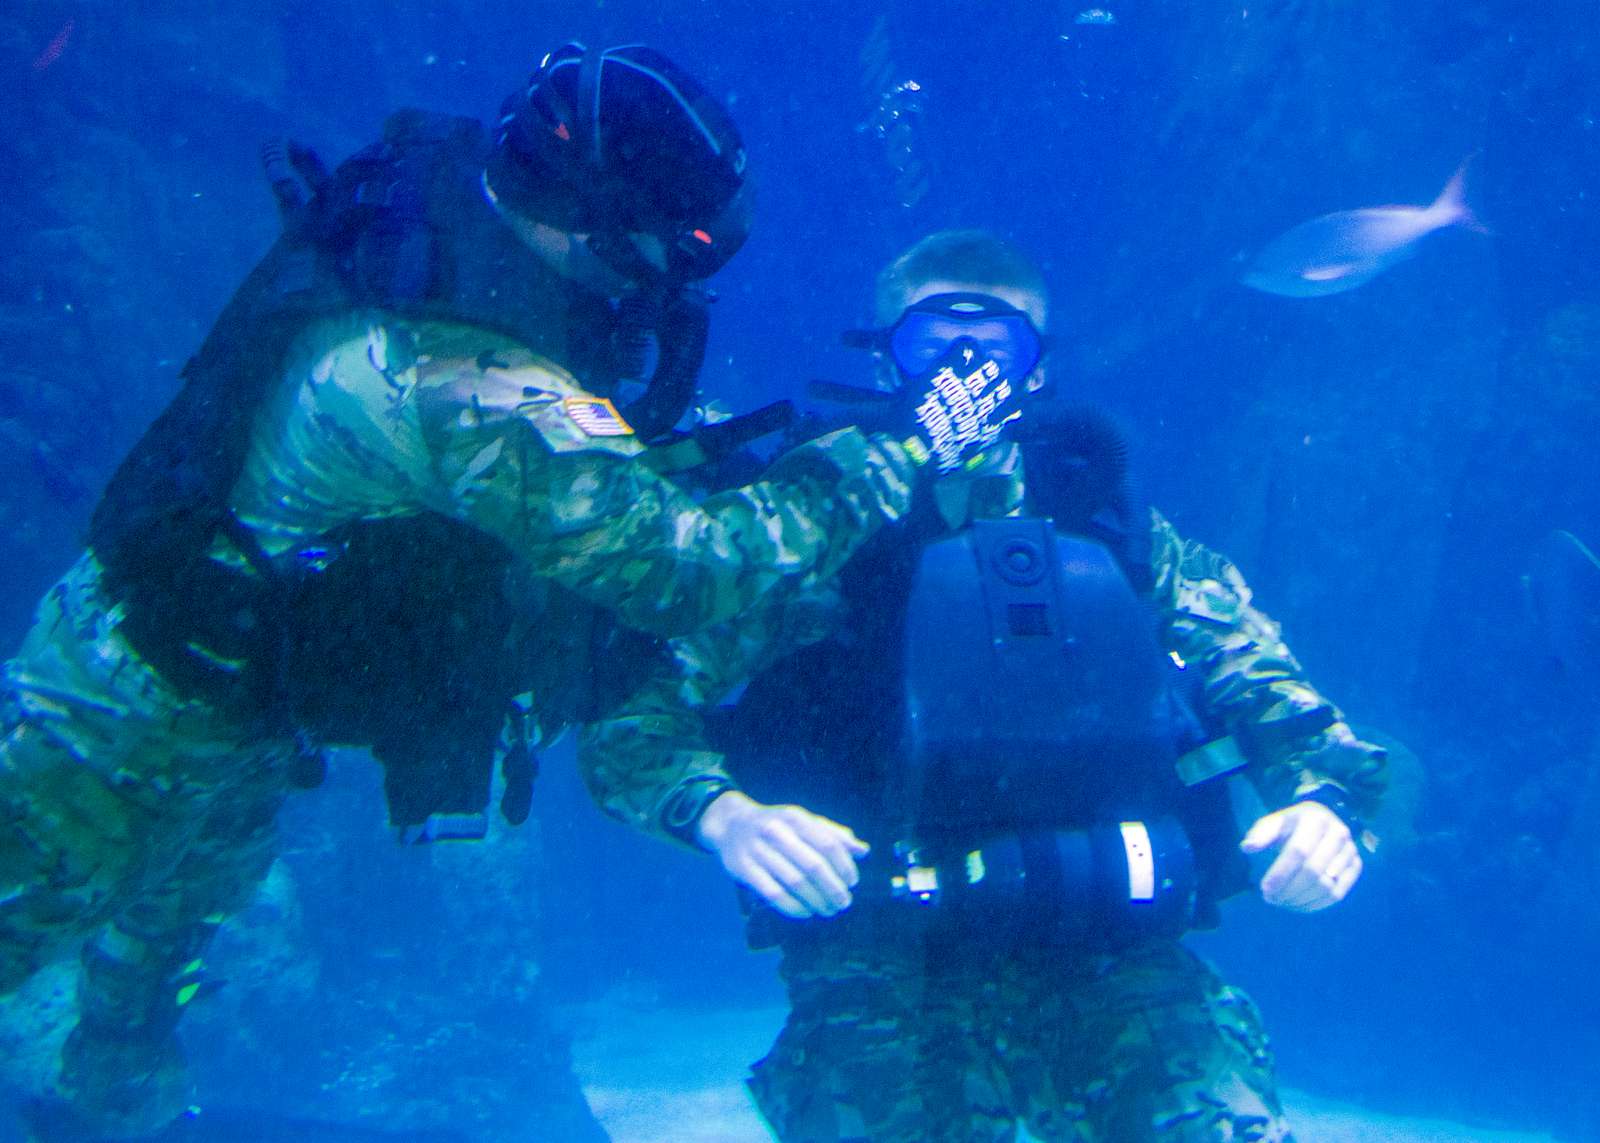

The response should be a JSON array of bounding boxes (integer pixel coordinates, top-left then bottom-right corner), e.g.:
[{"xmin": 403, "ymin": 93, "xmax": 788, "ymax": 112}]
[
  {"xmin": 697, "ymin": 790, "xmax": 869, "ymax": 918},
  {"xmin": 887, "ymin": 344, "xmax": 1024, "ymax": 476},
  {"xmin": 1240, "ymin": 801, "xmax": 1363, "ymax": 912}
]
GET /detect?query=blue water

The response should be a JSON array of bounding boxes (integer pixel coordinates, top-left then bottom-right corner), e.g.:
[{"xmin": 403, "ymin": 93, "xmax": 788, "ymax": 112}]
[{"xmin": 2, "ymin": 1, "xmax": 1597, "ymax": 1139}]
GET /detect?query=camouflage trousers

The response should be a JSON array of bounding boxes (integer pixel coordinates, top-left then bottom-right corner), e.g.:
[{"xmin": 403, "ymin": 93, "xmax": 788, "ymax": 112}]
[
  {"xmin": 1, "ymin": 555, "xmax": 292, "ymax": 1131},
  {"xmin": 749, "ymin": 935, "xmax": 1292, "ymax": 1143}
]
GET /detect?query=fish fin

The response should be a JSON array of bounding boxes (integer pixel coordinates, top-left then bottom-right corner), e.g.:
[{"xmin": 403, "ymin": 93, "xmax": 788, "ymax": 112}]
[
  {"xmin": 1436, "ymin": 152, "xmax": 1492, "ymax": 235},
  {"xmin": 1300, "ymin": 263, "xmax": 1358, "ymax": 282}
]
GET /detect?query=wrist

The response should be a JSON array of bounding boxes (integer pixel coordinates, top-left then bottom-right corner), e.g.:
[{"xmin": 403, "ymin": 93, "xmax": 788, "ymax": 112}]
[
  {"xmin": 694, "ymin": 788, "xmax": 753, "ymax": 851},
  {"xmin": 660, "ymin": 777, "xmax": 740, "ymax": 850},
  {"xmin": 1297, "ymin": 783, "xmax": 1376, "ymax": 854}
]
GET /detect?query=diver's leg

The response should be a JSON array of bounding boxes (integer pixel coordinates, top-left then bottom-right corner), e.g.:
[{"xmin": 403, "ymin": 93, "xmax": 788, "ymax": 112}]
[
  {"xmin": 0, "ymin": 709, "xmax": 141, "ymax": 993},
  {"xmin": 985, "ymin": 953, "xmax": 1094, "ymax": 1143},
  {"xmin": 1059, "ymin": 942, "xmax": 1293, "ymax": 1143},
  {"xmin": 0, "ymin": 558, "xmax": 193, "ymax": 993},
  {"xmin": 60, "ymin": 760, "xmax": 287, "ymax": 1134},
  {"xmin": 748, "ymin": 940, "xmax": 1016, "ymax": 1143},
  {"xmin": 0, "ymin": 556, "xmax": 286, "ymax": 1134}
]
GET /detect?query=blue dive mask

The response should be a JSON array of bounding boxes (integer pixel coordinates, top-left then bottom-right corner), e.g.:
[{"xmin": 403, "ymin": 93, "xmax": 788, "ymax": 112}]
[{"xmin": 846, "ymin": 292, "xmax": 1045, "ymax": 385}]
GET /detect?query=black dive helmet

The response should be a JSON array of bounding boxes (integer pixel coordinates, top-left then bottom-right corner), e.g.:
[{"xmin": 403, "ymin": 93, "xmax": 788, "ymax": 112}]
[
  {"xmin": 487, "ymin": 43, "xmax": 751, "ymax": 439},
  {"xmin": 488, "ymin": 43, "xmax": 752, "ymax": 286}
]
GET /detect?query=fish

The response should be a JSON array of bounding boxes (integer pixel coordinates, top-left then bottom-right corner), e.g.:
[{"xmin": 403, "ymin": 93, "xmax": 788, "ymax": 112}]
[
  {"xmin": 1241, "ymin": 159, "xmax": 1485, "ymax": 297},
  {"xmin": 1074, "ymin": 9, "xmax": 1117, "ymax": 25}
]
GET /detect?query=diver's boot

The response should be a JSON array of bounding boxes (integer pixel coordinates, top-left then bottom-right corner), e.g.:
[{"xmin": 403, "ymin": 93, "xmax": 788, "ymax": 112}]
[
  {"xmin": 58, "ymin": 1021, "xmax": 194, "ymax": 1138},
  {"xmin": 58, "ymin": 916, "xmax": 214, "ymax": 1137}
]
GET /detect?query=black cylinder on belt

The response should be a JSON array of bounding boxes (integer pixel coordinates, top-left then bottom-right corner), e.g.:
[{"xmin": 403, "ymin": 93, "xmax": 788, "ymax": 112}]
[{"xmin": 889, "ymin": 816, "xmax": 1199, "ymax": 941}]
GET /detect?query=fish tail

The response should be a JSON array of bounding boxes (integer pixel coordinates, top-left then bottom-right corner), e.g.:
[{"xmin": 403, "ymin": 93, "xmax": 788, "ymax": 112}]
[{"xmin": 1437, "ymin": 152, "xmax": 1491, "ymax": 235}]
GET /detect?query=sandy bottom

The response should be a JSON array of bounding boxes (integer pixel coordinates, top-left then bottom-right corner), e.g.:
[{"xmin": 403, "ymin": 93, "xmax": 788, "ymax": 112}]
[{"xmin": 571, "ymin": 1003, "xmax": 1562, "ymax": 1143}]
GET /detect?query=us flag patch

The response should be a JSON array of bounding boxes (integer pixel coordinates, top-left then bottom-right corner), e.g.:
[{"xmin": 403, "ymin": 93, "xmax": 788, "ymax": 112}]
[{"xmin": 563, "ymin": 396, "xmax": 635, "ymax": 437}]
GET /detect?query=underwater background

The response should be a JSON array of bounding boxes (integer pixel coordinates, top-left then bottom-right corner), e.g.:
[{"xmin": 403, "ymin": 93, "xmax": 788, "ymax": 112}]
[{"xmin": 1, "ymin": 1, "xmax": 1596, "ymax": 1139}]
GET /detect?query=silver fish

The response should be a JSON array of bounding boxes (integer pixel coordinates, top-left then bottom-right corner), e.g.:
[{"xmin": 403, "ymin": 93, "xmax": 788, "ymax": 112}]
[{"xmin": 1242, "ymin": 160, "xmax": 1484, "ymax": 298}]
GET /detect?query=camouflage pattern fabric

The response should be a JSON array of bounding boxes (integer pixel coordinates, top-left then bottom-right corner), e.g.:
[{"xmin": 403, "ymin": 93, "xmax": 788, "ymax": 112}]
[
  {"xmin": 749, "ymin": 938, "xmax": 1292, "ymax": 1143},
  {"xmin": 577, "ymin": 576, "xmax": 840, "ymax": 836},
  {"xmin": 579, "ymin": 453, "xmax": 1387, "ymax": 845},
  {"xmin": 0, "ymin": 312, "xmax": 916, "ymax": 1133},
  {"xmin": 231, "ymin": 315, "xmax": 917, "ymax": 638},
  {"xmin": 1148, "ymin": 514, "xmax": 1387, "ymax": 817},
  {"xmin": 1, "ymin": 555, "xmax": 292, "ymax": 1132}
]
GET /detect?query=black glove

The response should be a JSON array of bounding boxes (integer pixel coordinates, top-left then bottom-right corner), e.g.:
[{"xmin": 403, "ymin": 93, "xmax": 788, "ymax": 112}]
[{"xmin": 887, "ymin": 341, "xmax": 1026, "ymax": 475}]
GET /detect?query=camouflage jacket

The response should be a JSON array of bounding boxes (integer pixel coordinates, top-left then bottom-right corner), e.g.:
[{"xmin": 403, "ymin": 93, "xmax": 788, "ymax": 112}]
[
  {"xmin": 222, "ymin": 312, "xmax": 916, "ymax": 640},
  {"xmin": 578, "ymin": 446, "xmax": 1387, "ymax": 845}
]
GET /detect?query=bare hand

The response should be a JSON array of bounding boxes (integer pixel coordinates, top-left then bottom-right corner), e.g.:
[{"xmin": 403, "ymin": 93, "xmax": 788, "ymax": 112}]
[
  {"xmin": 1240, "ymin": 800, "xmax": 1362, "ymax": 912},
  {"xmin": 696, "ymin": 790, "xmax": 869, "ymax": 918}
]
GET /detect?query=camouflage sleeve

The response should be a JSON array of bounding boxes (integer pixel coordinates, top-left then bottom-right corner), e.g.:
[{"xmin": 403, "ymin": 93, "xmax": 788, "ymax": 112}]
[
  {"xmin": 1147, "ymin": 510, "xmax": 1387, "ymax": 819},
  {"xmin": 577, "ymin": 583, "xmax": 842, "ymax": 845},
  {"xmin": 416, "ymin": 348, "xmax": 913, "ymax": 637}
]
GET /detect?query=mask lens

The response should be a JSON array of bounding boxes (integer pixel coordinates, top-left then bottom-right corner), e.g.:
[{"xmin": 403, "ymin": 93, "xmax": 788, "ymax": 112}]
[
  {"xmin": 889, "ymin": 313, "xmax": 967, "ymax": 373},
  {"xmin": 889, "ymin": 306, "xmax": 1042, "ymax": 381}
]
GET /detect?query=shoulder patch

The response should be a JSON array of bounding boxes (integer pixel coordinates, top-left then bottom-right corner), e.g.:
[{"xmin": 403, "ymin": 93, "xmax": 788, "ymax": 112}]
[
  {"xmin": 563, "ymin": 396, "xmax": 635, "ymax": 438},
  {"xmin": 415, "ymin": 348, "xmax": 644, "ymax": 457}
]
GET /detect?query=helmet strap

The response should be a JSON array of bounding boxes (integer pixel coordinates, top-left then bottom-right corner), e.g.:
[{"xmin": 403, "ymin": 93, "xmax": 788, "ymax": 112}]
[{"xmin": 576, "ymin": 46, "xmax": 605, "ymax": 168}]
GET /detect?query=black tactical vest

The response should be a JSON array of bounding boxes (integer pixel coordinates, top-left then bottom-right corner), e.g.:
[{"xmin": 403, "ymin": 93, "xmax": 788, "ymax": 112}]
[
  {"xmin": 87, "ymin": 110, "xmax": 655, "ymax": 831},
  {"xmin": 715, "ymin": 409, "xmax": 1171, "ymax": 840}
]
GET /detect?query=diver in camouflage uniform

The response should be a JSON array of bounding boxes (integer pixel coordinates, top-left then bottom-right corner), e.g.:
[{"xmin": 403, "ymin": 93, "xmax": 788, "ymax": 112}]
[
  {"xmin": 580, "ymin": 231, "xmax": 1388, "ymax": 1142},
  {"xmin": 0, "ymin": 49, "xmax": 1012, "ymax": 1137}
]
